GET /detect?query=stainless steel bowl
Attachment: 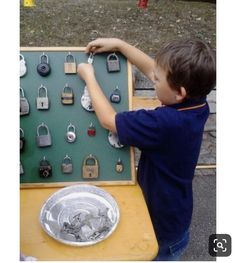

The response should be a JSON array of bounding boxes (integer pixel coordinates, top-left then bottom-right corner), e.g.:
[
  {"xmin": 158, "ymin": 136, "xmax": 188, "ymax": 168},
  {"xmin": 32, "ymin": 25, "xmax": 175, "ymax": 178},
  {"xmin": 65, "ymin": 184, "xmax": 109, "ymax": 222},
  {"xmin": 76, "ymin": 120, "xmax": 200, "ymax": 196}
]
[{"xmin": 39, "ymin": 184, "xmax": 120, "ymax": 246}]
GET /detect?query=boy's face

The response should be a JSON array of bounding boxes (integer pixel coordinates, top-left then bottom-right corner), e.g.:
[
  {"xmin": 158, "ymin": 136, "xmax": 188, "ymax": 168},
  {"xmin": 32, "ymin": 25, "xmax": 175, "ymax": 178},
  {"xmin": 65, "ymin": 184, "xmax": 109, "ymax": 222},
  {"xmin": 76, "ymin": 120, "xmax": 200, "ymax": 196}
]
[{"xmin": 153, "ymin": 65, "xmax": 182, "ymax": 105}]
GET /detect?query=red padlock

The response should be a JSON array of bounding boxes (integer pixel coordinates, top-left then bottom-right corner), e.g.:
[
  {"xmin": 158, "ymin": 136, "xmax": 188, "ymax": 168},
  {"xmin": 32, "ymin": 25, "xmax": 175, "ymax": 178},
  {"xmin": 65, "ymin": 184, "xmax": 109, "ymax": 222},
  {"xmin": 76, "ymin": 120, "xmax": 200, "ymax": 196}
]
[
  {"xmin": 87, "ymin": 123, "xmax": 96, "ymax": 136},
  {"xmin": 138, "ymin": 0, "xmax": 148, "ymax": 8}
]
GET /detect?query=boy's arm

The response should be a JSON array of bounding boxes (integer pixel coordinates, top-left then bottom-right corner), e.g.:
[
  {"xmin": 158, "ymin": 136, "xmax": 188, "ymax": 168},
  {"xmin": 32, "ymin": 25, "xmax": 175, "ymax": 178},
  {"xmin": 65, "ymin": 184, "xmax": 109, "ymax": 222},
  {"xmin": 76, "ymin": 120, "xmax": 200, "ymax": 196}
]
[
  {"xmin": 86, "ymin": 38, "xmax": 156, "ymax": 81},
  {"xmin": 77, "ymin": 63, "xmax": 117, "ymax": 133}
]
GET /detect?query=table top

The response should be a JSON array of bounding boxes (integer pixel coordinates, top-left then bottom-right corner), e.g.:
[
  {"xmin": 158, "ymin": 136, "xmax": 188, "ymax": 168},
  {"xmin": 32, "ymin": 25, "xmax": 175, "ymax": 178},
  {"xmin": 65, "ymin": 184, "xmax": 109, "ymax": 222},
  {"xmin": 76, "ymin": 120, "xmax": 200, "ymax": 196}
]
[{"xmin": 20, "ymin": 184, "xmax": 158, "ymax": 261}]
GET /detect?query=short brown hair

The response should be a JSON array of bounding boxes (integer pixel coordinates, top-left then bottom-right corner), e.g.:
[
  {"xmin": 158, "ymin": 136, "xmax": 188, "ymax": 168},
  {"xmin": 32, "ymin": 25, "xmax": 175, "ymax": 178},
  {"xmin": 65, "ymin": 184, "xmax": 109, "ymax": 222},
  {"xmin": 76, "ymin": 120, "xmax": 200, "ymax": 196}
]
[{"xmin": 155, "ymin": 39, "xmax": 216, "ymax": 99}]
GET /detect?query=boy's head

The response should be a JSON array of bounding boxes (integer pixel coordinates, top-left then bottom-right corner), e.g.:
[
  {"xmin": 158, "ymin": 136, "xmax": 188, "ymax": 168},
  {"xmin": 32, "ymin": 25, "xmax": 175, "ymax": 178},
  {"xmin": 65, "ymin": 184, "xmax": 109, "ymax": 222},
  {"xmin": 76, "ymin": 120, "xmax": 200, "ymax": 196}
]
[{"xmin": 154, "ymin": 39, "xmax": 216, "ymax": 102}]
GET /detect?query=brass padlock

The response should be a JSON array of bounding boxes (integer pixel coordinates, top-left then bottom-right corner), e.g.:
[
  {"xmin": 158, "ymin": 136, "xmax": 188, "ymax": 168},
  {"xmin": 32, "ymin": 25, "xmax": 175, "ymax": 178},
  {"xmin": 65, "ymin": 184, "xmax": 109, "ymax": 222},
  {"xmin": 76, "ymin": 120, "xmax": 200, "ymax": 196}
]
[
  {"xmin": 82, "ymin": 154, "xmax": 99, "ymax": 179},
  {"xmin": 64, "ymin": 52, "xmax": 77, "ymax": 74},
  {"xmin": 115, "ymin": 158, "xmax": 124, "ymax": 173},
  {"xmin": 61, "ymin": 84, "xmax": 74, "ymax": 105},
  {"xmin": 61, "ymin": 155, "xmax": 73, "ymax": 174}
]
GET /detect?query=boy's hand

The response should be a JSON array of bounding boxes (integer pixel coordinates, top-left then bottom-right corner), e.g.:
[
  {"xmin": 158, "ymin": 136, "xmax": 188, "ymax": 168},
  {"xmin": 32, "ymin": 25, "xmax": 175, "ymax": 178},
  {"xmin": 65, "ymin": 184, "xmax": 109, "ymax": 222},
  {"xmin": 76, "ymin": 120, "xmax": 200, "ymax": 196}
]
[
  {"xmin": 77, "ymin": 63, "xmax": 95, "ymax": 82},
  {"xmin": 85, "ymin": 38, "xmax": 122, "ymax": 54}
]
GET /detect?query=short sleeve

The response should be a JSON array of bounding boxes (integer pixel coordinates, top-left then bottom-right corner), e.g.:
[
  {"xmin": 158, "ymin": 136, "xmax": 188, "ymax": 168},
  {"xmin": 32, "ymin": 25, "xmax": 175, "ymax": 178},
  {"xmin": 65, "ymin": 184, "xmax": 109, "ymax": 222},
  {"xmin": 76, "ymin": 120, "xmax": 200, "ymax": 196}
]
[{"xmin": 115, "ymin": 108, "xmax": 167, "ymax": 149}]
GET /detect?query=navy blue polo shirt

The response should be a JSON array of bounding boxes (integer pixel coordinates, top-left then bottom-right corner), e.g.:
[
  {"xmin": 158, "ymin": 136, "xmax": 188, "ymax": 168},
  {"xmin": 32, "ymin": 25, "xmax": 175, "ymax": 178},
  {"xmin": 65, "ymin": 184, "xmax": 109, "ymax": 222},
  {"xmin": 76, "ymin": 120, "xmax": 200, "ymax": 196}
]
[{"xmin": 115, "ymin": 98, "xmax": 209, "ymax": 244}]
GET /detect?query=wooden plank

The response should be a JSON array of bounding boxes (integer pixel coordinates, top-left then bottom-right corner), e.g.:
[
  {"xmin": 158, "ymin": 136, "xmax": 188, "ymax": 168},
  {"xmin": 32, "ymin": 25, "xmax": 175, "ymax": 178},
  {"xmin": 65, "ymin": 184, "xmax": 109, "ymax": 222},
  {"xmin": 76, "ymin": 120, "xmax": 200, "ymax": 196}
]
[{"xmin": 132, "ymin": 96, "xmax": 162, "ymax": 110}]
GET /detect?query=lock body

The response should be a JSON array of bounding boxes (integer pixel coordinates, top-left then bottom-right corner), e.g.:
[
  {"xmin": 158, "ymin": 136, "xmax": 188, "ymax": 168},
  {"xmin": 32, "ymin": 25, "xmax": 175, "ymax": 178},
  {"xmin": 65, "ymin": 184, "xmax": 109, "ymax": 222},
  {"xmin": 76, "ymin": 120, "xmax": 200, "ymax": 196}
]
[
  {"xmin": 110, "ymin": 87, "xmax": 121, "ymax": 103},
  {"xmin": 61, "ymin": 163, "xmax": 73, "ymax": 174},
  {"xmin": 107, "ymin": 53, "xmax": 120, "ymax": 72},
  {"xmin": 39, "ymin": 159, "xmax": 52, "ymax": 178},
  {"xmin": 20, "ymin": 162, "xmax": 24, "ymax": 175},
  {"xmin": 115, "ymin": 159, "xmax": 124, "ymax": 173},
  {"xmin": 36, "ymin": 97, "xmax": 49, "ymax": 110},
  {"xmin": 87, "ymin": 123, "xmax": 96, "ymax": 136},
  {"xmin": 20, "ymin": 54, "xmax": 27, "ymax": 77},
  {"xmin": 82, "ymin": 155, "xmax": 99, "ymax": 179},
  {"xmin": 20, "ymin": 98, "xmax": 30, "ymax": 116}
]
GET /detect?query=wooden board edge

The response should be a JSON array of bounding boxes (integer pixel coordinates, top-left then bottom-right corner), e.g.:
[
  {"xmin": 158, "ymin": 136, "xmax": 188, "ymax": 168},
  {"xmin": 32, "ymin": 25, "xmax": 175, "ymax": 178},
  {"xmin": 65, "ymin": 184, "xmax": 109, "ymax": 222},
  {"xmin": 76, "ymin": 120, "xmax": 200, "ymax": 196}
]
[{"xmin": 20, "ymin": 47, "xmax": 86, "ymax": 51}]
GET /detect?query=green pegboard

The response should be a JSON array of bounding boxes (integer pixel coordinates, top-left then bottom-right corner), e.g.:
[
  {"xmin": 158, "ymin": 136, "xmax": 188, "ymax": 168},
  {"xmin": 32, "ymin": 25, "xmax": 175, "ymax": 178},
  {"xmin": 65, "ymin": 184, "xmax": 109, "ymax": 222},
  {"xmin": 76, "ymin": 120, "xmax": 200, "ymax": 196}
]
[{"xmin": 20, "ymin": 48, "xmax": 135, "ymax": 188}]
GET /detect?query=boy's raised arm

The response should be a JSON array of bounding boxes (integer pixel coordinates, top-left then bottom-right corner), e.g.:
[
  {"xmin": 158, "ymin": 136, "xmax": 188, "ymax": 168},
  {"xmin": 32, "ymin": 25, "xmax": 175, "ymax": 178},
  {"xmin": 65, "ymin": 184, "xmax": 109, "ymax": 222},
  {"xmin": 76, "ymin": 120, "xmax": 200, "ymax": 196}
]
[{"xmin": 86, "ymin": 38, "xmax": 155, "ymax": 81}]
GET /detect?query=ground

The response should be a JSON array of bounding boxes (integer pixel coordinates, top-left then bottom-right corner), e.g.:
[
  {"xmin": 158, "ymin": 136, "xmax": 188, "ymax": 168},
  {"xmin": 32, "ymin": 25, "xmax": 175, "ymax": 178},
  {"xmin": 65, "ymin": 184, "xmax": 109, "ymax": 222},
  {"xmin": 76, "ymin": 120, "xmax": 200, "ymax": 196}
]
[{"xmin": 20, "ymin": 0, "xmax": 216, "ymax": 260}]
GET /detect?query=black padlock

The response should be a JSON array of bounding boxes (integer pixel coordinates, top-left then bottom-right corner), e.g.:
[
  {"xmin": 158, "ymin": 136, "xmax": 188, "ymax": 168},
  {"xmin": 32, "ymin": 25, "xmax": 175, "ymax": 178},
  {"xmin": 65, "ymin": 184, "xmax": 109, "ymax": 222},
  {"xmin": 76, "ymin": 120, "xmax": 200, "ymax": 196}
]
[
  {"xmin": 20, "ymin": 128, "xmax": 25, "ymax": 152},
  {"xmin": 39, "ymin": 157, "xmax": 52, "ymax": 178},
  {"xmin": 37, "ymin": 53, "xmax": 51, "ymax": 77},
  {"xmin": 110, "ymin": 86, "xmax": 121, "ymax": 103}
]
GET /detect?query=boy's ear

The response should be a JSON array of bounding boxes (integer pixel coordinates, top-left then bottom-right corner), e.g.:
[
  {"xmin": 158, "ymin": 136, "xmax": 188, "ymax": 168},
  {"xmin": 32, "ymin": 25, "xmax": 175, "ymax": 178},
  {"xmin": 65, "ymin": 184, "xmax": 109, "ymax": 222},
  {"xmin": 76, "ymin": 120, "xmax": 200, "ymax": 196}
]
[{"xmin": 175, "ymin": 86, "xmax": 187, "ymax": 102}]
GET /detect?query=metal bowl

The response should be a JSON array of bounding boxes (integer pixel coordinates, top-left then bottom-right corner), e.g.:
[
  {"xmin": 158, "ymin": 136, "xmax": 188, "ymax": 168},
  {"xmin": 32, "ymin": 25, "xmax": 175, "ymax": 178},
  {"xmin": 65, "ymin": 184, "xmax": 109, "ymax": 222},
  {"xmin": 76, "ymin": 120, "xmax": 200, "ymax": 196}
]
[{"xmin": 39, "ymin": 184, "xmax": 120, "ymax": 246}]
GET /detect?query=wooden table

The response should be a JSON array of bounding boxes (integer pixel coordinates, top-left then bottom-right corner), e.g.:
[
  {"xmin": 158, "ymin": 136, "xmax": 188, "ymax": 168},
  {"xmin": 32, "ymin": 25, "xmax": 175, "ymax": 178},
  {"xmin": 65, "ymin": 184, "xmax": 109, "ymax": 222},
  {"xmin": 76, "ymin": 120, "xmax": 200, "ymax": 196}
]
[{"xmin": 20, "ymin": 185, "xmax": 158, "ymax": 261}]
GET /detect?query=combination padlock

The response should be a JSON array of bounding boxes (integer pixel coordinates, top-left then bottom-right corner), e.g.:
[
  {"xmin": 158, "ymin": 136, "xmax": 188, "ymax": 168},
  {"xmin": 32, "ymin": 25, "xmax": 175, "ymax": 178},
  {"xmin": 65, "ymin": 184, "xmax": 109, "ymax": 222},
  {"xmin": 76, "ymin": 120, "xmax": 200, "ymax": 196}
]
[
  {"xmin": 82, "ymin": 154, "xmax": 99, "ymax": 179},
  {"xmin": 20, "ymin": 87, "xmax": 30, "ymax": 116},
  {"xmin": 64, "ymin": 52, "xmax": 77, "ymax": 74},
  {"xmin": 81, "ymin": 86, "xmax": 94, "ymax": 112},
  {"xmin": 66, "ymin": 123, "xmax": 76, "ymax": 143},
  {"xmin": 61, "ymin": 84, "xmax": 74, "ymax": 105},
  {"xmin": 39, "ymin": 157, "xmax": 52, "ymax": 178},
  {"xmin": 36, "ymin": 123, "xmax": 52, "ymax": 147},
  {"xmin": 87, "ymin": 122, "xmax": 96, "ymax": 136},
  {"xmin": 61, "ymin": 155, "xmax": 73, "ymax": 174},
  {"xmin": 115, "ymin": 158, "xmax": 124, "ymax": 173},
  {"xmin": 20, "ymin": 54, "xmax": 27, "ymax": 77},
  {"xmin": 36, "ymin": 84, "xmax": 50, "ymax": 110},
  {"xmin": 106, "ymin": 53, "xmax": 120, "ymax": 73},
  {"xmin": 37, "ymin": 53, "xmax": 51, "ymax": 77},
  {"xmin": 110, "ymin": 86, "xmax": 121, "ymax": 103},
  {"xmin": 108, "ymin": 131, "xmax": 124, "ymax": 149},
  {"xmin": 20, "ymin": 128, "xmax": 25, "ymax": 152}
]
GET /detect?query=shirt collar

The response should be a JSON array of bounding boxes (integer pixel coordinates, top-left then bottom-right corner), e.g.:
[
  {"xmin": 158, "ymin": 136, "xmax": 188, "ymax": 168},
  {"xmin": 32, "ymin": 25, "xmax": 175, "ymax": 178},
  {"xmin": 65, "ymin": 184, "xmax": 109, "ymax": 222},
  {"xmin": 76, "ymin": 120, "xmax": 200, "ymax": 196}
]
[{"xmin": 164, "ymin": 97, "xmax": 207, "ymax": 110}]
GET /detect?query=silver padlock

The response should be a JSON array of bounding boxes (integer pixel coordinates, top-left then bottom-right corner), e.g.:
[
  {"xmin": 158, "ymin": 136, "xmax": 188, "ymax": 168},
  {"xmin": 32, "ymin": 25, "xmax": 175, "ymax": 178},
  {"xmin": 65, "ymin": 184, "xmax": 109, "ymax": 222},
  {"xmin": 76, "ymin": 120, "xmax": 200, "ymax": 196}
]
[
  {"xmin": 36, "ymin": 84, "xmax": 50, "ymax": 110},
  {"xmin": 106, "ymin": 53, "xmax": 120, "ymax": 72},
  {"xmin": 64, "ymin": 52, "xmax": 77, "ymax": 74},
  {"xmin": 20, "ymin": 162, "xmax": 24, "ymax": 175},
  {"xmin": 66, "ymin": 123, "xmax": 76, "ymax": 143},
  {"xmin": 87, "ymin": 52, "xmax": 94, "ymax": 64},
  {"xmin": 108, "ymin": 131, "xmax": 124, "ymax": 148},
  {"xmin": 61, "ymin": 155, "xmax": 73, "ymax": 174},
  {"xmin": 20, "ymin": 87, "xmax": 30, "ymax": 116},
  {"xmin": 81, "ymin": 86, "xmax": 94, "ymax": 112},
  {"xmin": 20, "ymin": 54, "xmax": 27, "ymax": 77},
  {"xmin": 36, "ymin": 123, "xmax": 52, "ymax": 147}
]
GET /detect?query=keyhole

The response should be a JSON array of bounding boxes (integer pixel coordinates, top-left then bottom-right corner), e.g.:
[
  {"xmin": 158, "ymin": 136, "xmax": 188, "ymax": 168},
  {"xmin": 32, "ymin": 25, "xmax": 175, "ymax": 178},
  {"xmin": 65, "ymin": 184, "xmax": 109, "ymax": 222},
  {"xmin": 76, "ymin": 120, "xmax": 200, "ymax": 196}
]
[{"xmin": 41, "ymin": 102, "xmax": 44, "ymax": 107}]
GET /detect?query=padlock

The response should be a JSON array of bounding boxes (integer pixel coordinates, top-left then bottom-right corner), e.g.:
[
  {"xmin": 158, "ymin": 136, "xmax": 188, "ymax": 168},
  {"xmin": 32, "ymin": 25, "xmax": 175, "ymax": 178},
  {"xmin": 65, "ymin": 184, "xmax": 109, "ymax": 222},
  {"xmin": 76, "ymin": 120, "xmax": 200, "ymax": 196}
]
[
  {"xmin": 61, "ymin": 155, "xmax": 73, "ymax": 174},
  {"xmin": 81, "ymin": 86, "xmax": 94, "ymax": 112},
  {"xmin": 20, "ymin": 162, "xmax": 24, "ymax": 175},
  {"xmin": 20, "ymin": 54, "xmax": 27, "ymax": 77},
  {"xmin": 106, "ymin": 53, "xmax": 120, "ymax": 73},
  {"xmin": 115, "ymin": 158, "xmax": 124, "ymax": 173},
  {"xmin": 61, "ymin": 84, "xmax": 74, "ymax": 105},
  {"xmin": 82, "ymin": 154, "xmax": 99, "ymax": 179},
  {"xmin": 87, "ymin": 52, "xmax": 94, "ymax": 64},
  {"xmin": 108, "ymin": 131, "xmax": 124, "ymax": 148},
  {"xmin": 20, "ymin": 128, "xmax": 25, "ymax": 152},
  {"xmin": 87, "ymin": 122, "xmax": 96, "ymax": 136},
  {"xmin": 64, "ymin": 52, "xmax": 77, "ymax": 74},
  {"xmin": 110, "ymin": 86, "xmax": 121, "ymax": 103},
  {"xmin": 36, "ymin": 123, "xmax": 52, "ymax": 147},
  {"xmin": 66, "ymin": 123, "xmax": 76, "ymax": 143},
  {"xmin": 20, "ymin": 87, "xmax": 30, "ymax": 116},
  {"xmin": 37, "ymin": 53, "xmax": 51, "ymax": 77},
  {"xmin": 36, "ymin": 85, "xmax": 50, "ymax": 110},
  {"xmin": 39, "ymin": 157, "xmax": 52, "ymax": 178}
]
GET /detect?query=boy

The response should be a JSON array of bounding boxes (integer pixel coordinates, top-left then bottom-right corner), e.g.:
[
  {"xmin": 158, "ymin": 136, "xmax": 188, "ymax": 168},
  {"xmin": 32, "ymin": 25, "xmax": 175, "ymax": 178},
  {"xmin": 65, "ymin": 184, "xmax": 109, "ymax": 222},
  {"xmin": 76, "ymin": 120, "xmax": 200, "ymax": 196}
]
[{"xmin": 77, "ymin": 38, "xmax": 216, "ymax": 260}]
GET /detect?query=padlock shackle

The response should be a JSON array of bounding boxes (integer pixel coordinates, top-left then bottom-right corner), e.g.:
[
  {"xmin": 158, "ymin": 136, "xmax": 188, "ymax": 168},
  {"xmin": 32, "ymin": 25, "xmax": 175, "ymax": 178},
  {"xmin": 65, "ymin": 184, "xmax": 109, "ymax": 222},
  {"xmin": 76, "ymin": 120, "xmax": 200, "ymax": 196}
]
[
  {"xmin": 83, "ymin": 154, "xmax": 98, "ymax": 166},
  {"xmin": 65, "ymin": 52, "xmax": 76, "ymax": 63},
  {"xmin": 67, "ymin": 123, "xmax": 76, "ymax": 132},
  {"xmin": 20, "ymin": 54, "xmax": 25, "ymax": 61},
  {"xmin": 63, "ymin": 83, "xmax": 73, "ymax": 93},
  {"xmin": 39, "ymin": 53, "xmax": 49, "ymax": 64},
  {"xmin": 107, "ymin": 53, "xmax": 118, "ymax": 61},
  {"xmin": 63, "ymin": 154, "xmax": 72, "ymax": 164},
  {"xmin": 38, "ymin": 84, "xmax": 48, "ymax": 97},
  {"xmin": 20, "ymin": 87, "xmax": 25, "ymax": 98},
  {"xmin": 37, "ymin": 123, "xmax": 50, "ymax": 136},
  {"xmin": 20, "ymin": 128, "xmax": 24, "ymax": 137}
]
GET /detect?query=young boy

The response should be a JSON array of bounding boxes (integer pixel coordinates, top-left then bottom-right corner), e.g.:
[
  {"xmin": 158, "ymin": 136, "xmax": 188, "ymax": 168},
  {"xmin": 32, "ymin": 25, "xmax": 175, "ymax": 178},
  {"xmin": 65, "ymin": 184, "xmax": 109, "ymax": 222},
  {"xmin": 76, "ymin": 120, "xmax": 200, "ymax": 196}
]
[{"xmin": 77, "ymin": 38, "xmax": 216, "ymax": 260}]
